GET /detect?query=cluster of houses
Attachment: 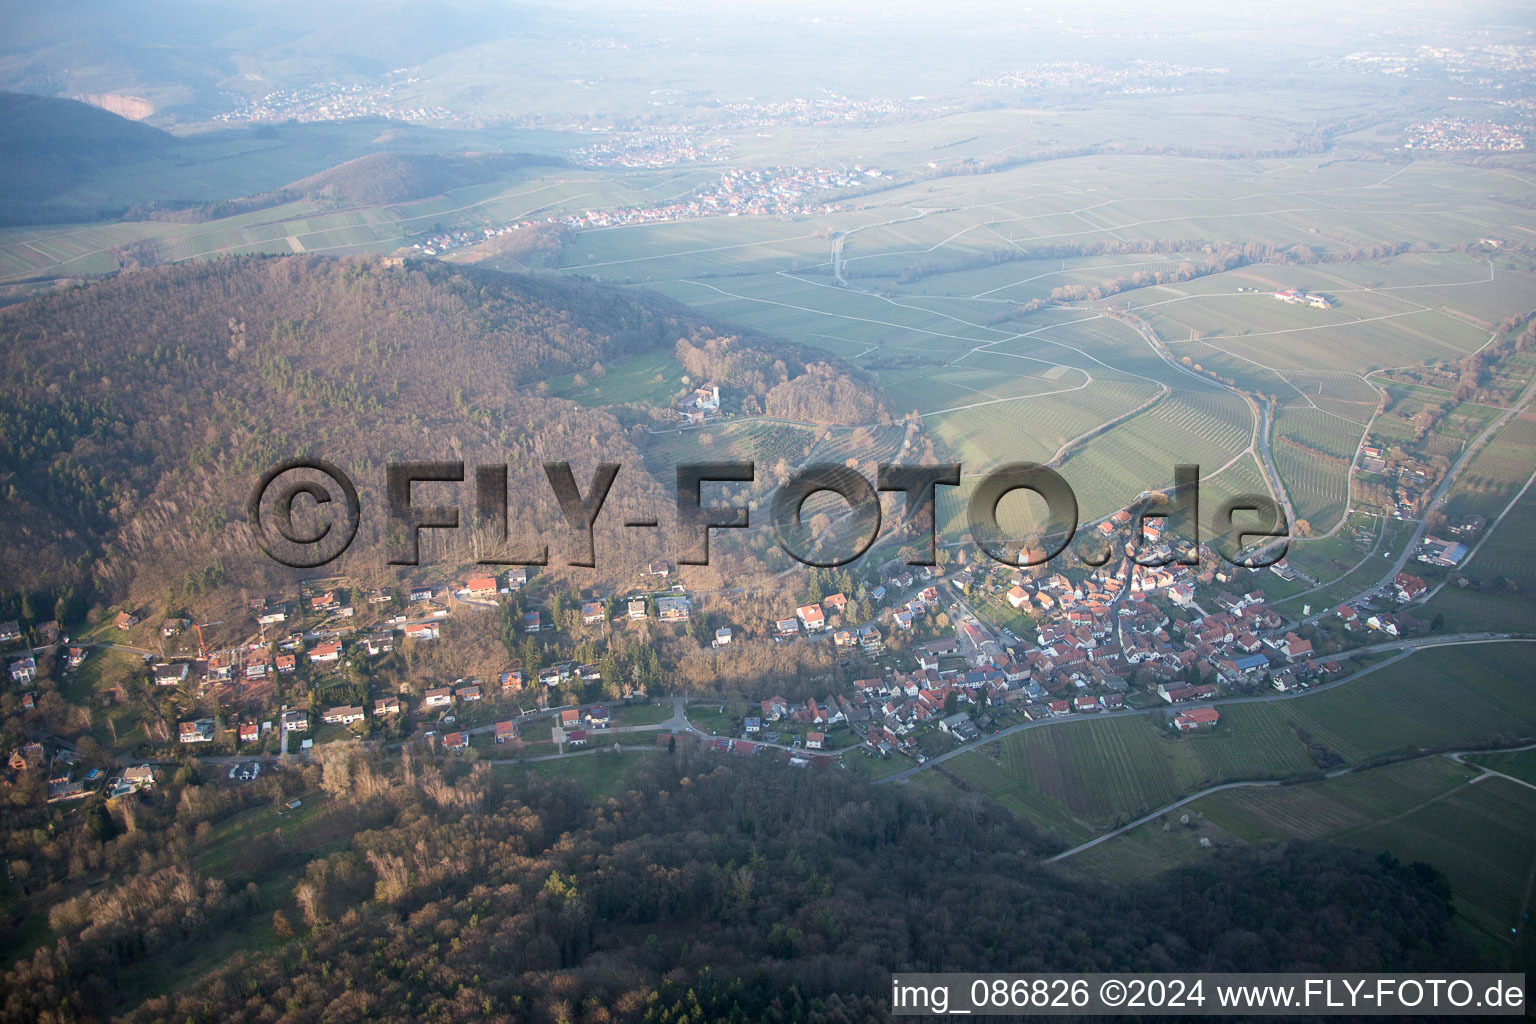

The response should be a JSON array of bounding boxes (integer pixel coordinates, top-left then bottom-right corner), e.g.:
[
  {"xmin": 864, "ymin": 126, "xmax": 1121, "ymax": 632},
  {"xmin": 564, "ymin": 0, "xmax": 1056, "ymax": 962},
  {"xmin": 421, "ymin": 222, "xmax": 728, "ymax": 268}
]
[
  {"xmin": 1333, "ymin": 574, "xmax": 1429, "ymax": 639},
  {"xmin": 1273, "ymin": 288, "xmax": 1332, "ymax": 310},
  {"xmin": 731, "ymin": 512, "xmax": 1451, "ymax": 764},
  {"xmin": 1358, "ymin": 443, "xmax": 1438, "ymax": 519},
  {"xmin": 777, "ymin": 592, "xmax": 848, "ymax": 633},
  {"xmin": 1416, "ymin": 536, "xmax": 1468, "ymax": 568},
  {"xmin": 9, "ymin": 478, "xmax": 1442, "ymax": 786},
  {"xmin": 1393, "ymin": 571, "xmax": 1428, "ymax": 603},
  {"xmin": 154, "ymin": 569, "xmax": 630, "ymax": 749},
  {"xmin": 677, "ymin": 385, "xmax": 720, "ymax": 425},
  {"xmin": 744, "ymin": 527, "xmax": 1368, "ymax": 758},
  {"xmin": 558, "ymin": 165, "xmax": 861, "ymax": 230},
  {"xmin": 549, "ymin": 704, "xmax": 613, "ymax": 750},
  {"xmin": 3, "ymin": 737, "xmax": 143, "ymax": 803}
]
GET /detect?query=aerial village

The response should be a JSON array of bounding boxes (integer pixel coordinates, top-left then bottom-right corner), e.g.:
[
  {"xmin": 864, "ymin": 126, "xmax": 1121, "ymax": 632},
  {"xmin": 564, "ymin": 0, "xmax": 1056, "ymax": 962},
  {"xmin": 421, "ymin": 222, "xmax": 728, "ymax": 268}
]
[
  {"xmin": 9, "ymin": 306, "xmax": 1515, "ymax": 796},
  {"xmin": 4, "ymin": 404, "xmax": 1468, "ymax": 798}
]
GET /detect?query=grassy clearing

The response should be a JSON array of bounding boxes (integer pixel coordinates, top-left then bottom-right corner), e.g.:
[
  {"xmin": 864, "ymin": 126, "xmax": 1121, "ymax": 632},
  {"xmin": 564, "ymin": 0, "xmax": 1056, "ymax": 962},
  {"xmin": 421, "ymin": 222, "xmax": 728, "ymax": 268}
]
[
  {"xmin": 610, "ymin": 702, "xmax": 673, "ymax": 727},
  {"xmin": 545, "ymin": 349, "xmax": 683, "ymax": 407},
  {"xmin": 492, "ymin": 749, "xmax": 653, "ymax": 798},
  {"xmin": 844, "ymin": 749, "xmax": 913, "ymax": 780},
  {"xmin": 684, "ymin": 702, "xmax": 745, "ymax": 736}
]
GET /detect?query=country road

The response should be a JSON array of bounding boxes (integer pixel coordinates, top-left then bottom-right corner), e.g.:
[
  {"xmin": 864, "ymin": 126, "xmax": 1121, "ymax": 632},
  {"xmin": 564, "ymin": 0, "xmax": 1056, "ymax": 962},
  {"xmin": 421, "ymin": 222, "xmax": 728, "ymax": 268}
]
[{"xmin": 1114, "ymin": 310, "xmax": 1296, "ymax": 558}]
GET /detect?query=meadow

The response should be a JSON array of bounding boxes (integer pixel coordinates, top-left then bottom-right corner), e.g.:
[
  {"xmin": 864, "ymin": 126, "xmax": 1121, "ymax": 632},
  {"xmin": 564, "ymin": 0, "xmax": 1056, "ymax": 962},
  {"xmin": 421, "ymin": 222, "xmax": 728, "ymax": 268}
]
[{"xmin": 1063, "ymin": 756, "xmax": 1536, "ymax": 967}]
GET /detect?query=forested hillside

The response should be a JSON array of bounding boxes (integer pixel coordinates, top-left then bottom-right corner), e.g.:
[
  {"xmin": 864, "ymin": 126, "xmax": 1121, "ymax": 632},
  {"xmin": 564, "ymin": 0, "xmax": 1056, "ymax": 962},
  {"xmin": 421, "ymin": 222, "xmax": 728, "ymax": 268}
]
[
  {"xmin": 0, "ymin": 93, "xmax": 173, "ymax": 223},
  {"xmin": 0, "ymin": 749, "xmax": 1482, "ymax": 1024},
  {"xmin": 0, "ymin": 255, "xmax": 884, "ymax": 614}
]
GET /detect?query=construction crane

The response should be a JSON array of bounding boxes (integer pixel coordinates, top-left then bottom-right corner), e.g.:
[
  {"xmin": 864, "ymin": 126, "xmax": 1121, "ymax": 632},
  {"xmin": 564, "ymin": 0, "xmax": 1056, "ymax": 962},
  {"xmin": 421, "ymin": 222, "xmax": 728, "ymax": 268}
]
[{"xmin": 191, "ymin": 620, "xmax": 222, "ymax": 660}]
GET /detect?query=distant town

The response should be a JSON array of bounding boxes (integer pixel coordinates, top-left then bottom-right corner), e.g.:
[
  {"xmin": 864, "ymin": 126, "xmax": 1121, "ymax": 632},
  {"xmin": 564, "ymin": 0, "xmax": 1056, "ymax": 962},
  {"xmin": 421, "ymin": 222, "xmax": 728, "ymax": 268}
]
[
  {"xmin": 974, "ymin": 60, "xmax": 1226, "ymax": 94},
  {"xmin": 1403, "ymin": 117, "xmax": 1529, "ymax": 153},
  {"xmin": 210, "ymin": 73, "xmax": 455, "ymax": 125}
]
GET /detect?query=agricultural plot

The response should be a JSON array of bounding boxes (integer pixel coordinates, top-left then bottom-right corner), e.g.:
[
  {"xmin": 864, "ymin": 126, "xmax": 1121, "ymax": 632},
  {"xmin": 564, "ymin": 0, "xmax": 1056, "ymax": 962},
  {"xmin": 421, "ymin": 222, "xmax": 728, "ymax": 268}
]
[
  {"xmin": 946, "ymin": 708, "xmax": 1315, "ymax": 843},
  {"xmin": 563, "ymin": 221, "xmax": 832, "ymax": 285},
  {"xmin": 657, "ymin": 277, "xmax": 1004, "ymax": 358},
  {"xmin": 1180, "ymin": 703, "xmax": 1315, "ymax": 781},
  {"xmin": 1274, "ymin": 404, "xmax": 1368, "ymax": 458},
  {"xmin": 945, "ymin": 716, "xmax": 1188, "ymax": 843},
  {"xmin": 1063, "ymin": 756, "xmax": 1471, "ymax": 879},
  {"xmin": 1350, "ymin": 777, "xmax": 1536, "ymax": 957},
  {"xmin": 1441, "ymin": 413, "xmax": 1536, "ymax": 523},
  {"xmin": 1272, "ymin": 447, "xmax": 1349, "ymax": 533},
  {"xmin": 1457, "ymin": 487, "xmax": 1536, "ymax": 593},
  {"xmin": 896, "ymin": 253, "xmax": 1201, "ymax": 305},
  {"xmin": 1317, "ymin": 250, "xmax": 1500, "ymax": 292},
  {"xmin": 1136, "ymin": 265, "xmax": 1491, "ymax": 375},
  {"xmin": 1424, "ymin": 587, "xmax": 1536, "ymax": 636},
  {"xmin": 1279, "ymin": 642, "xmax": 1536, "ymax": 762},
  {"xmin": 1280, "ymin": 371, "xmax": 1378, "ymax": 424},
  {"xmin": 1469, "ymin": 747, "xmax": 1536, "ymax": 787},
  {"xmin": 1202, "ymin": 756, "xmax": 1472, "ymax": 845},
  {"xmin": 929, "ymin": 377, "xmax": 1159, "ymax": 470},
  {"xmin": 1061, "ymin": 389, "xmax": 1253, "ymax": 520},
  {"xmin": 1026, "ymin": 314, "xmax": 1174, "ymax": 379},
  {"xmin": 1155, "ymin": 335, "xmax": 1296, "ymax": 396},
  {"xmin": 963, "ymin": 644, "xmax": 1533, "ymax": 856},
  {"xmin": 1272, "ymin": 405, "xmax": 1360, "ymax": 530},
  {"xmin": 882, "ymin": 359, "xmax": 1076, "ymax": 415},
  {"xmin": 1394, "ymin": 267, "xmax": 1536, "ymax": 329},
  {"xmin": 1227, "ymin": 309, "xmax": 1487, "ymax": 375},
  {"xmin": 1064, "ymin": 755, "xmax": 1536, "ymax": 963},
  {"xmin": 877, "ymin": 369, "xmax": 998, "ymax": 415}
]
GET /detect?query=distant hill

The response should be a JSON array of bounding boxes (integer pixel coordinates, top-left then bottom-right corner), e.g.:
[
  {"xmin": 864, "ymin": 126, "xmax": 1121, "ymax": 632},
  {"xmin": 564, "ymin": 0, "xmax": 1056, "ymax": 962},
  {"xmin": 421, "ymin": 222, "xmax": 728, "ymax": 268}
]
[
  {"xmin": 285, "ymin": 151, "xmax": 566, "ymax": 208},
  {"xmin": 0, "ymin": 92, "xmax": 173, "ymax": 223},
  {"xmin": 120, "ymin": 150, "xmax": 570, "ymax": 225}
]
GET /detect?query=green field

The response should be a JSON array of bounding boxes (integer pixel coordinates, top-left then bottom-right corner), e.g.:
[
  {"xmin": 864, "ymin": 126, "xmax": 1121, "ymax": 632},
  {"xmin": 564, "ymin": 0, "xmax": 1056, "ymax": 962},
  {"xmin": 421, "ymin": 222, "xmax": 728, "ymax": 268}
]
[
  {"xmin": 1425, "ymin": 586, "xmax": 1536, "ymax": 634},
  {"xmin": 1469, "ymin": 746, "xmax": 1536, "ymax": 786},
  {"xmin": 944, "ymin": 705, "xmax": 1316, "ymax": 844},
  {"xmin": 609, "ymin": 702, "xmax": 674, "ymax": 727},
  {"xmin": 545, "ymin": 349, "xmax": 684, "ymax": 407},
  {"xmin": 1063, "ymin": 756, "xmax": 1536, "ymax": 966},
  {"xmin": 492, "ymin": 749, "xmax": 655, "ymax": 798},
  {"xmin": 1277, "ymin": 642, "xmax": 1536, "ymax": 761}
]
